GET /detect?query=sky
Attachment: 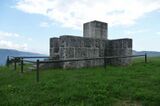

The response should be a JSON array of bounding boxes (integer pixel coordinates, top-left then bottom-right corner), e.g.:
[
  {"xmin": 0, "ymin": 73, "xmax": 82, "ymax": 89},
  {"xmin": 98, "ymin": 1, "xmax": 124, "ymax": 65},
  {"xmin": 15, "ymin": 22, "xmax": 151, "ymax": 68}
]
[{"xmin": 0, "ymin": 0, "xmax": 160, "ymax": 55}]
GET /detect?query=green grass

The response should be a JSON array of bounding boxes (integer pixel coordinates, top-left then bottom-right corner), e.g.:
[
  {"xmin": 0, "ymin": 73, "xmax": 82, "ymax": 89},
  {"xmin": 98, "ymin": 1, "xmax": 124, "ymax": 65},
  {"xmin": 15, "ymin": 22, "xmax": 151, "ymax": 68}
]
[{"xmin": 0, "ymin": 57, "xmax": 160, "ymax": 106}]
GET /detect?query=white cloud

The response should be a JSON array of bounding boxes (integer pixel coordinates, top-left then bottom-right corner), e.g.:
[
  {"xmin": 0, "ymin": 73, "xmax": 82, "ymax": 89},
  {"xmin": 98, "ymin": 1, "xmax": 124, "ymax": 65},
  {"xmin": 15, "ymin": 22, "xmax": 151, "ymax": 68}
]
[
  {"xmin": 0, "ymin": 40, "xmax": 28, "ymax": 51},
  {"xmin": 156, "ymin": 32, "xmax": 160, "ymax": 35},
  {"xmin": 27, "ymin": 37, "xmax": 33, "ymax": 41},
  {"xmin": 40, "ymin": 22, "xmax": 49, "ymax": 27},
  {"xmin": 0, "ymin": 31, "xmax": 29, "ymax": 51},
  {"xmin": 15, "ymin": 0, "xmax": 160, "ymax": 29},
  {"xmin": 0, "ymin": 31, "xmax": 20, "ymax": 40},
  {"xmin": 124, "ymin": 29, "xmax": 149, "ymax": 35}
]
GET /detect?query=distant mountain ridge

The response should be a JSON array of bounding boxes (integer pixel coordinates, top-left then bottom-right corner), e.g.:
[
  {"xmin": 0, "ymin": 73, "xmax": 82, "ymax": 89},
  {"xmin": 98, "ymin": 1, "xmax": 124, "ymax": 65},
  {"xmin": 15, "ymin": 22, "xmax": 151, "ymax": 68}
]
[
  {"xmin": 0, "ymin": 49, "xmax": 47, "ymax": 66},
  {"xmin": 0, "ymin": 49, "xmax": 160, "ymax": 66},
  {"xmin": 133, "ymin": 50, "xmax": 160, "ymax": 57}
]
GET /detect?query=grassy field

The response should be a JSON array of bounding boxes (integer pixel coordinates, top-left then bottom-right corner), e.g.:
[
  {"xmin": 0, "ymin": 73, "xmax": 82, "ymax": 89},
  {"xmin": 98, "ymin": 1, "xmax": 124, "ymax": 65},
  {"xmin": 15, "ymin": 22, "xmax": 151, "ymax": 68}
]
[{"xmin": 0, "ymin": 57, "xmax": 160, "ymax": 106}]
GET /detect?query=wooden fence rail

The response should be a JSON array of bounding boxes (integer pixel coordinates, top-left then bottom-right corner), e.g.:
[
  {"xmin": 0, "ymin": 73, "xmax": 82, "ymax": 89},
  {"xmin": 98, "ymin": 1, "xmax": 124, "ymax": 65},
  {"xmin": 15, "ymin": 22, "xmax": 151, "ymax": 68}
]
[{"xmin": 6, "ymin": 54, "xmax": 147, "ymax": 82}]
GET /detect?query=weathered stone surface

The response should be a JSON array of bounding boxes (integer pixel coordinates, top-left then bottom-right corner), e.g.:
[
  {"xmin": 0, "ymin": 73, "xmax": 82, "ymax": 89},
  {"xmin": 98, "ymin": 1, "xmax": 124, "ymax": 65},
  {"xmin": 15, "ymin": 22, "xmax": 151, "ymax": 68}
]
[
  {"xmin": 106, "ymin": 39, "xmax": 132, "ymax": 65},
  {"xmin": 83, "ymin": 20, "xmax": 108, "ymax": 39},
  {"xmin": 49, "ymin": 20, "xmax": 133, "ymax": 69}
]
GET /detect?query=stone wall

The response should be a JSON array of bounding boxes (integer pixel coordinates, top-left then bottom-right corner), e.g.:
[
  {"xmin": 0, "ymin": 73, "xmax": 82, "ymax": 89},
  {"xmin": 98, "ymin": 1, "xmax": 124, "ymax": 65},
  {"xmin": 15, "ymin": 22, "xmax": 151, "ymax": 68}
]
[
  {"xmin": 106, "ymin": 39, "xmax": 132, "ymax": 65},
  {"xmin": 50, "ymin": 36, "xmax": 132, "ymax": 68},
  {"xmin": 83, "ymin": 20, "xmax": 108, "ymax": 39},
  {"xmin": 50, "ymin": 35, "xmax": 107, "ymax": 68},
  {"xmin": 50, "ymin": 38, "xmax": 59, "ymax": 58},
  {"xmin": 49, "ymin": 20, "xmax": 133, "ymax": 69}
]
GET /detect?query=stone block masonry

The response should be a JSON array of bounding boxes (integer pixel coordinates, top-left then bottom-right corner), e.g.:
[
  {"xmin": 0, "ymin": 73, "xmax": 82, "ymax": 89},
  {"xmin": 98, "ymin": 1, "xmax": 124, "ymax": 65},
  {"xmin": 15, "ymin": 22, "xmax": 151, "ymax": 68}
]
[
  {"xmin": 83, "ymin": 20, "xmax": 108, "ymax": 39},
  {"xmin": 50, "ymin": 20, "xmax": 132, "ymax": 68},
  {"xmin": 106, "ymin": 39, "xmax": 132, "ymax": 66},
  {"xmin": 50, "ymin": 36, "xmax": 107, "ymax": 68}
]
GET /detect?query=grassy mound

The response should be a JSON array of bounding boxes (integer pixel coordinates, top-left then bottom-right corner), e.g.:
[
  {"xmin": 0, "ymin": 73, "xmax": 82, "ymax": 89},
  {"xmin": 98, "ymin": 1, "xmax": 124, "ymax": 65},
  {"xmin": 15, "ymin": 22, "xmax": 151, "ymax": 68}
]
[{"xmin": 0, "ymin": 57, "xmax": 160, "ymax": 105}]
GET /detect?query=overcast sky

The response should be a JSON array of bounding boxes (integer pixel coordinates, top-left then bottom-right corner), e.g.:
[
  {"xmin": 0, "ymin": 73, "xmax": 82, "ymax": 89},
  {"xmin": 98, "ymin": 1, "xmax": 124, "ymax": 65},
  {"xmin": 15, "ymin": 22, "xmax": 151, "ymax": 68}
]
[{"xmin": 0, "ymin": 0, "xmax": 160, "ymax": 54}]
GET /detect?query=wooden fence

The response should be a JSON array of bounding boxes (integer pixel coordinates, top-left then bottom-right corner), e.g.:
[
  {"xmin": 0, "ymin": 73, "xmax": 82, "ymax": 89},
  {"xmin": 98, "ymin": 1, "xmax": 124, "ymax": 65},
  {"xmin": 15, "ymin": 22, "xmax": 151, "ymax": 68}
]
[{"xmin": 6, "ymin": 53, "xmax": 147, "ymax": 82}]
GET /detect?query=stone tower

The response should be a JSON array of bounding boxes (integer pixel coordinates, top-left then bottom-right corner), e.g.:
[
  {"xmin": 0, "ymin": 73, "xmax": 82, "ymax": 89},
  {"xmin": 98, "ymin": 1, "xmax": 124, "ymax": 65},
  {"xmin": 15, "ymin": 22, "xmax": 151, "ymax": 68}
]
[
  {"xmin": 83, "ymin": 20, "xmax": 108, "ymax": 39},
  {"xmin": 50, "ymin": 20, "xmax": 132, "ymax": 68}
]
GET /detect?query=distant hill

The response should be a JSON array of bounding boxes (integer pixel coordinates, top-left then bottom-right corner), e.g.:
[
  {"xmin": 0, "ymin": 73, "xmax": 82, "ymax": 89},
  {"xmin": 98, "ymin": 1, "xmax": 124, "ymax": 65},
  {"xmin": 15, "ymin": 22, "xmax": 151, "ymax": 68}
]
[
  {"xmin": 133, "ymin": 50, "xmax": 160, "ymax": 57},
  {"xmin": 0, "ymin": 49, "xmax": 47, "ymax": 66},
  {"xmin": 0, "ymin": 49, "xmax": 160, "ymax": 66}
]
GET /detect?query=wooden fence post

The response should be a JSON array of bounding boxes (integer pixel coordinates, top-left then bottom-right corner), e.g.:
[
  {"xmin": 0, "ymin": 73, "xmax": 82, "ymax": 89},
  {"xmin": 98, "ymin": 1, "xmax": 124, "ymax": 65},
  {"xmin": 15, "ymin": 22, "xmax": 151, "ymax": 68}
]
[
  {"xmin": 6, "ymin": 56, "xmax": 9, "ymax": 67},
  {"xmin": 36, "ymin": 60, "xmax": 40, "ymax": 82},
  {"xmin": 21, "ymin": 58, "xmax": 23, "ymax": 73},
  {"xmin": 145, "ymin": 53, "xmax": 147, "ymax": 63},
  {"xmin": 104, "ymin": 57, "xmax": 107, "ymax": 71},
  {"xmin": 14, "ymin": 58, "xmax": 17, "ymax": 70}
]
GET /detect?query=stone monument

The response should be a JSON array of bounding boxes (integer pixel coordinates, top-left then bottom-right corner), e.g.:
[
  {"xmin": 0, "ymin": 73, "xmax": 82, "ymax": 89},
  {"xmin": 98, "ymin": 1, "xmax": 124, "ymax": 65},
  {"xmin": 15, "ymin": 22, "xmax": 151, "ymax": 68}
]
[{"xmin": 50, "ymin": 20, "xmax": 132, "ymax": 68}]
